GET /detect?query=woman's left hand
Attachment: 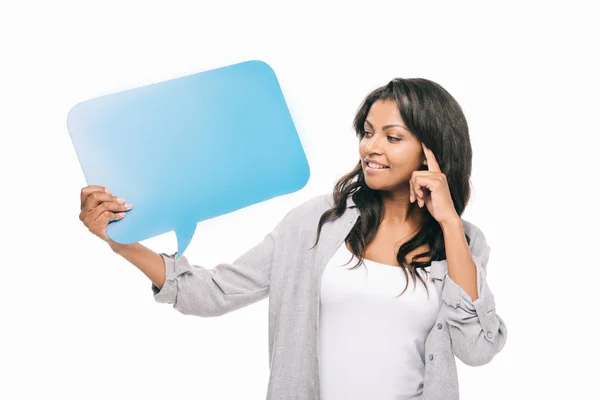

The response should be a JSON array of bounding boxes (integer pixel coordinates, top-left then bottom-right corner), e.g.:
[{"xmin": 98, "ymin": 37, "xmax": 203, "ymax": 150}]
[{"xmin": 410, "ymin": 142, "xmax": 460, "ymax": 225}]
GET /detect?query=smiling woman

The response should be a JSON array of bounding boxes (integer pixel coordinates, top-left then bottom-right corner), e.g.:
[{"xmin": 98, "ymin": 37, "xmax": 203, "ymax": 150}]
[
  {"xmin": 116, "ymin": 77, "xmax": 506, "ymax": 400},
  {"xmin": 313, "ymin": 78, "xmax": 474, "ymax": 284},
  {"xmin": 309, "ymin": 77, "xmax": 506, "ymax": 399}
]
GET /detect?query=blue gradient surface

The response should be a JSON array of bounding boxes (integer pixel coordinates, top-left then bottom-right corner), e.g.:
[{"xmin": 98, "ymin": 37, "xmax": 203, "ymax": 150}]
[{"xmin": 67, "ymin": 60, "xmax": 310, "ymax": 258}]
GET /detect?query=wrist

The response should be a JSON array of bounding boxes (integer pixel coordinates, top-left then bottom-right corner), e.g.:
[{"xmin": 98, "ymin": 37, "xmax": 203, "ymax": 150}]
[{"xmin": 440, "ymin": 215, "xmax": 463, "ymax": 232}]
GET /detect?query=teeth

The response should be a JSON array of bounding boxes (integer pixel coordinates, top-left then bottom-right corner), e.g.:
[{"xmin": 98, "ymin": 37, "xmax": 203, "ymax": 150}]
[{"xmin": 368, "ymin": 162, "xmax": 388, "ymax": 169}]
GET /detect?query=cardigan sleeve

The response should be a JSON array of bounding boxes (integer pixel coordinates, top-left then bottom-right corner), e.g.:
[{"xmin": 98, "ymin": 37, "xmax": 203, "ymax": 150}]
[
  {"xmin": 440, "ymin": 223, "xmax": 508, "ymax": 366},
  {"xmin": 150, "ymin": 208, "xmax": 294, "ymax": 317}
]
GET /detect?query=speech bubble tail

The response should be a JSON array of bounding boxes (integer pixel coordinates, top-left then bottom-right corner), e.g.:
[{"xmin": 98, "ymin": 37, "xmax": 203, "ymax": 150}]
[{"xmin": 174, "ymin": 223, "xmax": 197, "ymax": 260}]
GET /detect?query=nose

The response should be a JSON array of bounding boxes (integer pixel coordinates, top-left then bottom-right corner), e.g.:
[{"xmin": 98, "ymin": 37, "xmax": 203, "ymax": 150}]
[{"xmin": 364, "ymin": 132, "xmax": 384, "ymax": 155}]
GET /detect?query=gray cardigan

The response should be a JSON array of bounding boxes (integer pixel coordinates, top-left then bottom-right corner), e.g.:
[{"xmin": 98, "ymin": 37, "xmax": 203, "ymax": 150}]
[{"xmin": 152, "ymin": 193, "xmax": 508, "ymax": 399}]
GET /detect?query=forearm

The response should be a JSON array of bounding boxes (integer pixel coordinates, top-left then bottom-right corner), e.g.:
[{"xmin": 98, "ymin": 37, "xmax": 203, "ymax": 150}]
[
  {"xmin": 436, "ymin": 219, "xmax": 507, "ymax": 365},
  {"xmin": 111, "ymin": 242, "xmax": 166, "ymax": 289},
  {"xmin": 440, "ymin": 217, "xmax": 478, "ymax": 301}
]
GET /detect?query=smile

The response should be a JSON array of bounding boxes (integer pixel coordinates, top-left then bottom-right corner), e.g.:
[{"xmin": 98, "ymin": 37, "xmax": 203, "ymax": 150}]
[{"xmin": 365, "ymin": 162, "xmax": 390, "ymax": 172}]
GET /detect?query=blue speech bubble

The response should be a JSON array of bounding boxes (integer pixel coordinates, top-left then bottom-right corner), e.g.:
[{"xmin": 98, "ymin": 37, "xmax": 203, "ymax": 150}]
[{"xmin": 67, "ymin": 60, "xmax": 310, "ymax": 258}]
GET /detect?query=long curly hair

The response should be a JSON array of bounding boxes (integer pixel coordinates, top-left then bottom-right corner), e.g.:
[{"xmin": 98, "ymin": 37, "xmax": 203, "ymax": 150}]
[{"xmin": 310, "ymin": 78, "xmax": 474, "ymax": 298}]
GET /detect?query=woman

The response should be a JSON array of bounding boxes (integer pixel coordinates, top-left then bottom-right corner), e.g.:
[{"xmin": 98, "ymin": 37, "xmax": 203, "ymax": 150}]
[{"xmin": 79, "ymin": 78, "xmax": 507, "ymax": 399}]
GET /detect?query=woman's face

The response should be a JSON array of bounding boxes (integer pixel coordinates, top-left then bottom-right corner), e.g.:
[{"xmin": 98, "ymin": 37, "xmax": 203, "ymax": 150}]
[{"xmin": 359, "ymin": 99, "xmax": 425, "ymax": 193}]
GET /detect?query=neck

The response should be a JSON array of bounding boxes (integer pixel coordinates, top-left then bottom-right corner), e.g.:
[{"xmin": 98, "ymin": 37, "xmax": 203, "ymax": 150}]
[{"xmin": 379, "ymin": 191, "xmax": 424, "ymax": 227}]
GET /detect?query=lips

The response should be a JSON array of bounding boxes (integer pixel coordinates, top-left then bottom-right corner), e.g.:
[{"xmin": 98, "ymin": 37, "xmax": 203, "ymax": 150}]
[
  {"xmin": 364, "ymin": 161, "xmax": 390, "ymax": 174},
  {"xmin": 364, "ymin": 158, "xmax": 388, "ymax": 168}
]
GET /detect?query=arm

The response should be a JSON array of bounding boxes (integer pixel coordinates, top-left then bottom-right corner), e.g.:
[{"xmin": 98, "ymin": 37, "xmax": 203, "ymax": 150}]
[
  {"xmin": 438, "ymin": 220, "xmax": 508, "ymax": 366},
  {"xmin": 152, "ymin": 229, "xmax": 276, "ymax": 317},
  {"xmin": 111, "ymin": 242, "xmax": 167, "ymax": 289},
  {"xmin": 113, "ymin": 208, "xmax": 294, "ymax": 318}
]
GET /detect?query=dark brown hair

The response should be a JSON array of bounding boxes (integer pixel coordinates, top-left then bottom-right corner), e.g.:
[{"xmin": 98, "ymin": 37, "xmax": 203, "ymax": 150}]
[{"xmin": 310, "ymin": 78, "xmax": 474, "ymax": 298}]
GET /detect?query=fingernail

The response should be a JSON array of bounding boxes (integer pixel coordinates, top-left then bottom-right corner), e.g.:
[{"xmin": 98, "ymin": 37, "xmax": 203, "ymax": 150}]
[
  {"xmin": 105, "ymin": 188, "xmax": 111, "ymax": 194},
  {"xmin": 117, "ymin": 197, "xmax": 125, "ymax": 203},
  {"xmin": 125, "ymin": 203, "xmax": 132, "ymax": 209}
]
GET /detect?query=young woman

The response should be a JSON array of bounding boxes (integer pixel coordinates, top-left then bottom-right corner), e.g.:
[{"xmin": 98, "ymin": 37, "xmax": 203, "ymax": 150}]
[{"xmin": 79, "ymin": 78, "xmax": 507, "ymax": 400}]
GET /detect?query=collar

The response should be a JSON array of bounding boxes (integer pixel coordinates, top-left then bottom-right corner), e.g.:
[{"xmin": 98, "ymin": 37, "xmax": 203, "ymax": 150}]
[{"xmin": 346, "ymin": 194, "xmax": 356, "ymax": 208}]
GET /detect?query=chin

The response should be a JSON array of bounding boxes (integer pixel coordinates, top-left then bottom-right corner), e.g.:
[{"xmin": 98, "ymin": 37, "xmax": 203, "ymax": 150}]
[{"xmin": 364, "ymin": 178, "xmax": 390, "ymax": 191}]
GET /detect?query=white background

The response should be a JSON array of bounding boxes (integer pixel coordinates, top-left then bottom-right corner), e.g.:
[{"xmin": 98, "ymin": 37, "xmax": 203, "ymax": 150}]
[{"xmin": 2, "ymin": 1, "xmax": 598, "ymax": 399}]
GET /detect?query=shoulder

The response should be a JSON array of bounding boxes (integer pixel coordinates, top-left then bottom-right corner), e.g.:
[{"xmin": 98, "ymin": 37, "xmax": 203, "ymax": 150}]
[
  {"xmin": 460, "ymin": 218, "xmax": 487, "ymax": 244},
  {"xmin": 271, "ymin": 192, "xmax": 334, "ymax": 235},
  {"xmin": 286, "ymin": 192, "xmax": 334, "ymax": 222},
  {"xmin": 460, "ymin": 218, "xmax": 479, "ymax": 238},
  {"xmin": 460, "ymin": 218, "xmax": 492, "ymax": 261}
]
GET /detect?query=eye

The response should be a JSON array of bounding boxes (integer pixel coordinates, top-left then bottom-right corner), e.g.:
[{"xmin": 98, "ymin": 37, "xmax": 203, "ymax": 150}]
[{"xmin": 361, "ymin": 130, "xmax": 402, "ymax": 142}]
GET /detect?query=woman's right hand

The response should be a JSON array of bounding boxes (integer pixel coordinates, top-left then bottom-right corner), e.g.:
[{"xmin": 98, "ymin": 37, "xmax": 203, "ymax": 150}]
[{"xmin": 79, "ymin": 185, "xmax": 133, "ymax": 248}]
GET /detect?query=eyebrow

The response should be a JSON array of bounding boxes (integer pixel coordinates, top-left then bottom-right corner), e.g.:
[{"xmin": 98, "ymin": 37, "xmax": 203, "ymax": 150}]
[{"xmin": 365, "ymin": 119, "xmax": 408, "ymax": 132}]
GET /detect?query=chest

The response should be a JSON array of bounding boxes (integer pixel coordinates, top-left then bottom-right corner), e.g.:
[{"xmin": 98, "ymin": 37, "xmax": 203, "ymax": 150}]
[{"xmin": 352, "ymin": 224, "xmax": 431, "ymax": 267}]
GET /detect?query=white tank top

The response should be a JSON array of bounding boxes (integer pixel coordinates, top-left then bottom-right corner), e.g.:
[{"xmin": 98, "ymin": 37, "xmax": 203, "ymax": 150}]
[{"xmin": 319, "ymin": 242, "xmax": 441, "ymax": 399}]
